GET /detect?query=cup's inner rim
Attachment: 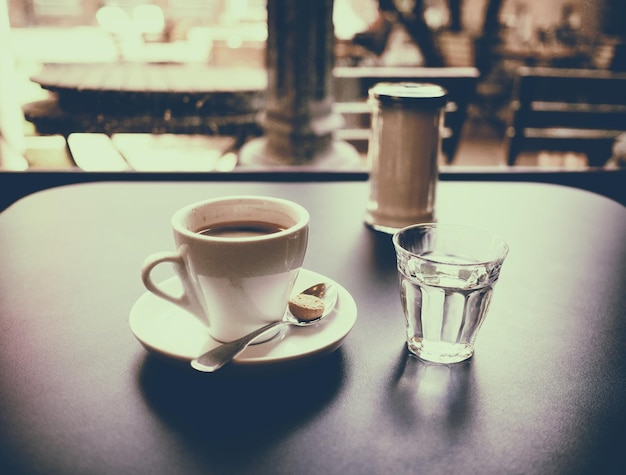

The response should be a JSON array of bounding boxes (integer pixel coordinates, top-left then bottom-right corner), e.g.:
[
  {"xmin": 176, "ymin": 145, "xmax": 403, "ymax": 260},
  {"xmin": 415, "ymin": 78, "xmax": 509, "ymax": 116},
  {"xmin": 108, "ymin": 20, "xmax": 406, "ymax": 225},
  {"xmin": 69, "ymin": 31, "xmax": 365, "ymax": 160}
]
[{"xmin": 172, "ymin": 198, "xmax": 309, "ymax": 241}]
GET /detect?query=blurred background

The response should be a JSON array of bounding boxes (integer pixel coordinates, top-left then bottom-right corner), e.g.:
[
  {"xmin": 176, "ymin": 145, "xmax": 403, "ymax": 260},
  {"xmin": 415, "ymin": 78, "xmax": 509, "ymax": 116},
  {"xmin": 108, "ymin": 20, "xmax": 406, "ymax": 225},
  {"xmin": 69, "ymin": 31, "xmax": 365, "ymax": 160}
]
[{"xmin": 2, "ymin": 0, "xmax": 625, "ymax": 169}]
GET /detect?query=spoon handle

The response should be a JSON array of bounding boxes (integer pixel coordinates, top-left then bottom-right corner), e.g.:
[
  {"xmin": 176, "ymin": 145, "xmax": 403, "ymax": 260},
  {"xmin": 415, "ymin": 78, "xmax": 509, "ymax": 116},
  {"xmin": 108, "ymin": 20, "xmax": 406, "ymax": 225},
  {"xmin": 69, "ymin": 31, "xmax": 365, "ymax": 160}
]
[{"xmin": 191, "ymin": 320, "xmax": 288, "ymax": 372}]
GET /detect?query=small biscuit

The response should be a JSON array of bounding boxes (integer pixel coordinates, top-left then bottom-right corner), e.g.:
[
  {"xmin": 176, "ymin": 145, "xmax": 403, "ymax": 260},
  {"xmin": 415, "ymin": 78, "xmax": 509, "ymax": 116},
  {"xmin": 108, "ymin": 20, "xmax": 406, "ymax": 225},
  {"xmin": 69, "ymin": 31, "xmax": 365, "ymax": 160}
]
[{"xmin": 288, "ymin": 294, "xmax": 325, "ymax": 321}]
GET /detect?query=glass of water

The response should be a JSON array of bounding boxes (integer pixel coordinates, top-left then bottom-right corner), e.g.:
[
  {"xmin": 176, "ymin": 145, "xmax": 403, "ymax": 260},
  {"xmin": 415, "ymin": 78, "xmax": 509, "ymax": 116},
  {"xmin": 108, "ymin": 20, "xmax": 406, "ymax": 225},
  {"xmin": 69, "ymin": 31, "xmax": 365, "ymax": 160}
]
[{"xmin": 393, "ymin": 223, "xmax": 509, "ymax": 364}]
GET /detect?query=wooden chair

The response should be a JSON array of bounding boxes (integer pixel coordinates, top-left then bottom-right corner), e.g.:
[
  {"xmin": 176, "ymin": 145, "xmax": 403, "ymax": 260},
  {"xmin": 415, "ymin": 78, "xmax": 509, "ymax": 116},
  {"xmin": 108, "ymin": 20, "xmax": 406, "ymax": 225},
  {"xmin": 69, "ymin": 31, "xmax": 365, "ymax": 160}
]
[
  {"xmin": 505, "ymin": 66, "xmax": 626, "ymax": 166},
  {"xmin": 332, "ymin": 66, "xmax": 480, "ymax": 164}
]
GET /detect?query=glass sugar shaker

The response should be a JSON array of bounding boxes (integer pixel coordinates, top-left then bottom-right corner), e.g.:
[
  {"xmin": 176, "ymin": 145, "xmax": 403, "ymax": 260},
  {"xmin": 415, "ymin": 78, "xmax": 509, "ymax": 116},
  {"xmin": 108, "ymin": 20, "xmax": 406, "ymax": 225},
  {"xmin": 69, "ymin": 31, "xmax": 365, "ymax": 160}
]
[{"xmin": 364, "ymin": 82, "xmax": 448, "ymax": 233}]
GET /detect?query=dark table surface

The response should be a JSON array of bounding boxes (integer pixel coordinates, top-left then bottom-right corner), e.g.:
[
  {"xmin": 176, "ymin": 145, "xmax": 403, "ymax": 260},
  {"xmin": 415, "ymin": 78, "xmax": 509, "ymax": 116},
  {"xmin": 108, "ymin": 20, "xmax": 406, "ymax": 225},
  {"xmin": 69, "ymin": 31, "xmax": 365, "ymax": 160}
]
[{"xmin": 1, "ymin": 180, "xmax": 625, "ymax": 475}]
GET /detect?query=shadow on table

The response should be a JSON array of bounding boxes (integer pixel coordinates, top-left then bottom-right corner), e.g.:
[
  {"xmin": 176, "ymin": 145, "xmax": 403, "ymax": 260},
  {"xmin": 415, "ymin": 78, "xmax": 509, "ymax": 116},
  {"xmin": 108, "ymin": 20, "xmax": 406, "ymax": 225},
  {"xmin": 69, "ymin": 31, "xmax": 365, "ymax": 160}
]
[
  {"xmin": 137, "ymin": 349, "xmax": 346, "ymax": 459},
  {"xmin": 386, "ymin": 348, "xmax": 474, "ymax": 433},
  {"xmin": 365, "ymin": 228, "xmax": 397, "ymax": 273}
]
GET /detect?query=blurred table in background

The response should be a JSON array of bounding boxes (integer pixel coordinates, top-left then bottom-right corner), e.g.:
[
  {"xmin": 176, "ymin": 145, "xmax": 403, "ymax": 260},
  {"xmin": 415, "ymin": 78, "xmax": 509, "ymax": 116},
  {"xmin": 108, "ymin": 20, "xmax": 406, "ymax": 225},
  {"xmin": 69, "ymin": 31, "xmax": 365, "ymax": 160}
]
[
  {"xmin": 23, "ymin": 64, "xmax": 480, "ymax": 167},
  {"xmin": 23, "ymin": 62, "xmax": 266, "ymax": 136}
]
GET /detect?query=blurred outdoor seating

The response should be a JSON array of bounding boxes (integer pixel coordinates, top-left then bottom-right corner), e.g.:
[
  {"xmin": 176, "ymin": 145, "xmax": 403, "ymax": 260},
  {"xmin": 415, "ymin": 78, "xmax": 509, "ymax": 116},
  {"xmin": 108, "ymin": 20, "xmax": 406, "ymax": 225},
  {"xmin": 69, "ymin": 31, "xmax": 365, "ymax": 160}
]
[
  {"xmin": 505, "ymin": 66, "xmax": 626, "ymax": 167},
  {"xmin": 2, "ymin": 0, "xmax": 625, "ymax": 207}
]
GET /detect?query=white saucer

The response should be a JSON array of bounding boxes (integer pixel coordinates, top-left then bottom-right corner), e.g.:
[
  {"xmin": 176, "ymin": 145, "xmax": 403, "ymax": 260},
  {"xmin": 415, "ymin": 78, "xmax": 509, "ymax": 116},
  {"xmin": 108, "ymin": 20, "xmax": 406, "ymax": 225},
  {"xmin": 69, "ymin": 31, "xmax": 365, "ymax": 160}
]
[{"xmin": 129, "ymin": 269, "xmax": 357, "ymax": 366}]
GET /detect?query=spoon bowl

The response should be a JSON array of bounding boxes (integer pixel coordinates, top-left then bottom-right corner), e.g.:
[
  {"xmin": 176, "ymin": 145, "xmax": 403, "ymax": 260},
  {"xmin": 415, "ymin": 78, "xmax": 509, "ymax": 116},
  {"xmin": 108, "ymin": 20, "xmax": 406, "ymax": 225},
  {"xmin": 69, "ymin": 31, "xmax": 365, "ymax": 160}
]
[{"xmin": 191, "ymin": 282, "xmax": 337, "ymax": 372}]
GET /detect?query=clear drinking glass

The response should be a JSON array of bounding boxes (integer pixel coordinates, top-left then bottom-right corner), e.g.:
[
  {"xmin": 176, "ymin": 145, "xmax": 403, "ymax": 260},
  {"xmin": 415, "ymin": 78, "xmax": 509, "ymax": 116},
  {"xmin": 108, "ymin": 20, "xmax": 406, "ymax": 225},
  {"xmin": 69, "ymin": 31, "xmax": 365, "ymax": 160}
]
[{"xmin": 393, "ymin": 223, "xmax": 509, "ymax": 364}]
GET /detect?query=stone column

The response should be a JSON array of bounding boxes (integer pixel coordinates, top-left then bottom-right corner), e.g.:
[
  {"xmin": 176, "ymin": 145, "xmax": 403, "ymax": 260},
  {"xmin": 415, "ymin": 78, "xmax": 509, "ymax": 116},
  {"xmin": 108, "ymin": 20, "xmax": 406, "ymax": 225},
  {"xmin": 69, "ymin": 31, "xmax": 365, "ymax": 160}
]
[{"xmin": 239, "ymin": 0, "xmax": 360, "ymax": 167}]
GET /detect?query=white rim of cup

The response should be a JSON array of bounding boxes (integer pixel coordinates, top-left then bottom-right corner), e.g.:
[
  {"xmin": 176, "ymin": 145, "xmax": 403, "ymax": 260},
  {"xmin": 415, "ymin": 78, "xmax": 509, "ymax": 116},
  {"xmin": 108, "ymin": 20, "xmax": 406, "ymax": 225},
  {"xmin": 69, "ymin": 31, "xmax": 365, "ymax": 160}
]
[
  {"xmin": 392, "ymin": 222, "xmax": 510, "ymax": 266},
  {"xmin": 171, "ymin": 195, "xmax": 310, "ymax": 242}
]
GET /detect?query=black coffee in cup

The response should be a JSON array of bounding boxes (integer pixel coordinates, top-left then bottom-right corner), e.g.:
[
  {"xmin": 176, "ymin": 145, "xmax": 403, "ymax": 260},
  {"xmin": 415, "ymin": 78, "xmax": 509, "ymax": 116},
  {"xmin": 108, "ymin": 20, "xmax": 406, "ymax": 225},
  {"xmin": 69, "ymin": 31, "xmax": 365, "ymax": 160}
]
[{"xmin": 197, "ymin": 220, "xmax": 286, "ymax": 238}]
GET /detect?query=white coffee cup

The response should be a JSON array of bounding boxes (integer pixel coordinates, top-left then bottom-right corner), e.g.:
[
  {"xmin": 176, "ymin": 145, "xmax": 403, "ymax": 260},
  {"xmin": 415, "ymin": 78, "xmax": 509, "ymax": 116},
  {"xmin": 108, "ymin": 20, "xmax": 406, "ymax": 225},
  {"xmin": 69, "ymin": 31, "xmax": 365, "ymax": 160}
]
[{"xmin": 141, "ymin": 196, "xmax": 309, "ymax": 342}]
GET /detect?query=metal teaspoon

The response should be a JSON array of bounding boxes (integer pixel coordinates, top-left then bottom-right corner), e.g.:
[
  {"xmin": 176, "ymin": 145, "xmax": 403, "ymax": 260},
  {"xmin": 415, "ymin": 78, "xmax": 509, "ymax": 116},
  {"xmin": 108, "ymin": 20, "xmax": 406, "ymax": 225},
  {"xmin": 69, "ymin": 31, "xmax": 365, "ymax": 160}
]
[{"xmin": 190, "ymin": 282, "xmax": 338, "ymax": 372}]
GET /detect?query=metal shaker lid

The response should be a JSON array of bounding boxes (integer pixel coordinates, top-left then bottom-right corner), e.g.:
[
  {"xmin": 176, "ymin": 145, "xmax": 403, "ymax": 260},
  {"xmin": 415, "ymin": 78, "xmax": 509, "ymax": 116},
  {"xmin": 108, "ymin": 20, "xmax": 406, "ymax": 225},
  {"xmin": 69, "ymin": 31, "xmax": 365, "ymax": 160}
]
[{"xmin": 368, "ymin": 82, "xmax": 448, "ymax": 108}]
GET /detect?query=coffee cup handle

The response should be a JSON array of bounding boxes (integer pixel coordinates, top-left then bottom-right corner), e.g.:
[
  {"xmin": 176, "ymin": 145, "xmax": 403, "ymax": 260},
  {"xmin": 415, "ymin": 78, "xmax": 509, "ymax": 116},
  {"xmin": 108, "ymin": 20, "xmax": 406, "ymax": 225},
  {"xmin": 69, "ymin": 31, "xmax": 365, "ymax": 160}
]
[{"xmin": 141, "ymin": 250, "xmax": 205, "ymax": 320}]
